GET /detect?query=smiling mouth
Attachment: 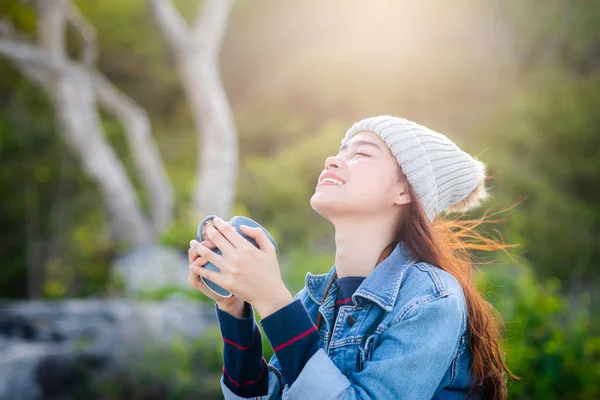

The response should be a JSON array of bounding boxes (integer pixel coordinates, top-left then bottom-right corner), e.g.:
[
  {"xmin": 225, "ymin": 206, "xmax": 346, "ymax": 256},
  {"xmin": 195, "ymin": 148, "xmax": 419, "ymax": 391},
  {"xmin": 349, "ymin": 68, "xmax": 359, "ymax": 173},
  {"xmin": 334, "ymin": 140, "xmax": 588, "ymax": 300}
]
[{"xmin": 318, "ymin": 177, "xmax": 345, "ymax": 186}]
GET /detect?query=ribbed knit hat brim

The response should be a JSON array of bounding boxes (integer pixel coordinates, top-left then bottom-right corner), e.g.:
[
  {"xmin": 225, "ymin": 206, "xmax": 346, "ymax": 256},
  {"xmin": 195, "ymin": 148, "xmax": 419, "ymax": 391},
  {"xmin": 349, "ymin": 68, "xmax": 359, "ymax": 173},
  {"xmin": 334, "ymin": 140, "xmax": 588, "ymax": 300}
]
[{"xmin": 340, "ymin": 116, "xmax": 489, "ymax": 222}]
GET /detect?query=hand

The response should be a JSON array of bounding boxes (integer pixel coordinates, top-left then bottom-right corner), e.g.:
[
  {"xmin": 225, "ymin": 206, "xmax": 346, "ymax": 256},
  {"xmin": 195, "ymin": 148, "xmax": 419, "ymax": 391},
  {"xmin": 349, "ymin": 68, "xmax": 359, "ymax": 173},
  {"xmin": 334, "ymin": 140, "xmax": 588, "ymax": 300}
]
[
  {"xmin": 188, "ymin": 236, "xmax": 245, "ymax": 318},
  {"xmin": 189, "ymin": 217, "xmax": 294, "ymax": 318}
]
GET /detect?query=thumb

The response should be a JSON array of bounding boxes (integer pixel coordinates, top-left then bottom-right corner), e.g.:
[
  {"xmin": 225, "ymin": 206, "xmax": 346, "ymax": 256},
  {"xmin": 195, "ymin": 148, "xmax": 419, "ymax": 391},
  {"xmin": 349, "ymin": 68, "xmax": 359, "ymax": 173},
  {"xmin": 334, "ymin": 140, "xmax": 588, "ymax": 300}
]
[{"xmin": 240, "ymin": 225, "xmax": 276, "ymax": 253}]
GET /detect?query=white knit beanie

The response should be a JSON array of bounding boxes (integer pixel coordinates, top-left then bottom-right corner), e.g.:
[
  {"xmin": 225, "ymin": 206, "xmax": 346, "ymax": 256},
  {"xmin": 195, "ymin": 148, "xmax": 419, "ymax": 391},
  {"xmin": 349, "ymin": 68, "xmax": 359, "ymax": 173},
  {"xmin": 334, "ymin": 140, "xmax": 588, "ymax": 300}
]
[{"xmin": 340, "ymin": 115, "xmax": 489, "ymax": 222}]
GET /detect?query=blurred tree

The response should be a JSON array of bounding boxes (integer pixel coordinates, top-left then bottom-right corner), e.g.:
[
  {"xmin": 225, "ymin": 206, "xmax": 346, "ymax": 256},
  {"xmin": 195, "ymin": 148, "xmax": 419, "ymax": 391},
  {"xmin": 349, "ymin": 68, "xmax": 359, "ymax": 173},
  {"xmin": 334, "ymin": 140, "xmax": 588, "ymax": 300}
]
[
  {"xmin": 0, "ymin": 0, "xmax": 175, "ymax": 295},
  {"xmin": 147, "ymin": 0, "xmax": 237, "ymax": 220},
  {"xmin": 0, "ymin": 0, "xmax": 174, "ymax": 243}
]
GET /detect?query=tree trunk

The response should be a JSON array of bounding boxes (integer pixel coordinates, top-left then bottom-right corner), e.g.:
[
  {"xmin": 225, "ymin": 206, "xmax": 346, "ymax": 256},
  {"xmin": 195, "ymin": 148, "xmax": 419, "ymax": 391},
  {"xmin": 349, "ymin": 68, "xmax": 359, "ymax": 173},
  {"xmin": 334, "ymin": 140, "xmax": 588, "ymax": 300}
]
[
  {"xmin": 147, "ymin": 0, "xmax": 238, "ymax": 220},
  {"xmin": 93, "ymin": 73, "xmax": 174, "ymax": 234},
  {"xmin": 61, "ymin": 0, "xmax": 175, "ymax": 234},
  {"xmin": 182, "ymin": 55, "xmax": 238, "ymax": 220},
  {"xmin": 51, "ymin": 64, "xmax": 155, "ymax": 245}
]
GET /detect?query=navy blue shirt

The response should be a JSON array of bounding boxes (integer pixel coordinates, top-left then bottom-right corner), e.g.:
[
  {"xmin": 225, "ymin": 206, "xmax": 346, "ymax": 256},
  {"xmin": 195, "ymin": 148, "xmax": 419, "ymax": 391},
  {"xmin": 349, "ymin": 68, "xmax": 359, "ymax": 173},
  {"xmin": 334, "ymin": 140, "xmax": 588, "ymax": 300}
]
[
  {"xmin": 217, "ymin": 276, "xmax": 366, "ymax": 396},
  {"xmin": 334, "ymin": 276, "xmax": 365, "ymax": 319}
]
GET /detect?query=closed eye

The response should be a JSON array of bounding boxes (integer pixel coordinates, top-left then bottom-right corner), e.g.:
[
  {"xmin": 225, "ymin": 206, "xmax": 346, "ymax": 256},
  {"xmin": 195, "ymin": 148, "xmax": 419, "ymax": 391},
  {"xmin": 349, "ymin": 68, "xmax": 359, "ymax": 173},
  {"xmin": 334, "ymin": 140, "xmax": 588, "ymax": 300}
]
[{"xmin": 334, "ymin": 150, "xmax": 370, "ymax": 157}]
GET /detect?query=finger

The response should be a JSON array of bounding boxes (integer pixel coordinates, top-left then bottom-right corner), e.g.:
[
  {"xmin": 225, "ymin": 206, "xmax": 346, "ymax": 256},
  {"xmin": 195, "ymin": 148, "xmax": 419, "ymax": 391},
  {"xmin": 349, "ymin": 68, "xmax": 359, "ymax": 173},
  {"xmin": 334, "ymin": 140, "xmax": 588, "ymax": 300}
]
[
  {"xmin": 204, "ymin": 223, "xmax": 236, "ymax": 254},
  {"xmin": 188, "ymin": 272, "xmax": 220, "ymax": 300},
  {"xmin": 191, "ymin": 255, "xmax": 209, "ymax": 267},
  {"xmin": 200, "ymin": 239, "xmax": 217, "ymax": 249},
  {"xmin": 190, "ymin": 237, "xmax": 216, "ymax": 252},
  {"xmin": 188, "ymin": 241, "xmax": 200, "ymax": 264},
  {"xmin": 188, "ymin": 239, "xmax": 212, "ymax": 263},
  {"xmin": 188, "ymin": 270, "xmax": 203, "ymax": 287},
  {"xmin": 190, "ymin": 239, "xmax": 218, "ymax": 266},
  {"xmin": 239, "ymin": 225, "xmax": 276, "ymax": 253},
  {"xmin": 190, "ymin": 238, "xmax": 217, "ymax": 248},
  {"xmin": 194, "ymin": 242, "xmax": 228, "ymax": 271},
  {"xmin": 190, "ymin": 263, "xmax": 229, "ymax": 290},
  {"xmin": 211, "ymin": 217, "xmax": 248, "ymax": 249}
]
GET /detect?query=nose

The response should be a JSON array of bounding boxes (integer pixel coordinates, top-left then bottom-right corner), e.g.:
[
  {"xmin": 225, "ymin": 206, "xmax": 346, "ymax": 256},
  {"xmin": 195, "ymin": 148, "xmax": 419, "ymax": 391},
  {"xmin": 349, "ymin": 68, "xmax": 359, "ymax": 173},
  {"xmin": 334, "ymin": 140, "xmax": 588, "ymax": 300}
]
[{"xmin": 325, "ymin": 155, "xmax": 344, "ymax": 170}]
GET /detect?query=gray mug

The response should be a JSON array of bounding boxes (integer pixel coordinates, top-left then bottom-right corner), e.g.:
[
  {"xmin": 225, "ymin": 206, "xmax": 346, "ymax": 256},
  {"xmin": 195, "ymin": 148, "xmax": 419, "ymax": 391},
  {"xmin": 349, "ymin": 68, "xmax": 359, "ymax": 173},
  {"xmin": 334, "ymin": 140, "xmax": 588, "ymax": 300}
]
[{"xmin": 195, "ymin": 215, "xmax": 279, "ymax": 297}]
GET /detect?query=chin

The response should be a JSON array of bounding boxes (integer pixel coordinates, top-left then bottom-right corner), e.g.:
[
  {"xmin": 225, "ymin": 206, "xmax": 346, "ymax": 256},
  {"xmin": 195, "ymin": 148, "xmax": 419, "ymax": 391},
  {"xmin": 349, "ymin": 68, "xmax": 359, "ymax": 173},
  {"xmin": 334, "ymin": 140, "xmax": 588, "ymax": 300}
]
[
  {"xmin": 310, "ymin": 193, "xmax": 336, "ymax": 219},
  {"xmin": 309, "ymin": 193, "xmax": 326, "ymax": 213},
  {"xmin": 310, "ymin": 192, "xmax": 360, "ymax": 219}
]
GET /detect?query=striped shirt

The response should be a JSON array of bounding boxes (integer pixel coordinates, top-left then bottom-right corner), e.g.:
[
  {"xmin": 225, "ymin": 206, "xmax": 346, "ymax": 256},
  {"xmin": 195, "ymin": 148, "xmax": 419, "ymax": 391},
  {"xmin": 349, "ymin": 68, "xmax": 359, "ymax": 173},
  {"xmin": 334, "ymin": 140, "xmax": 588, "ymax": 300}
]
[{"xmin": 217, "ymin": 277, "xmax": 365, "ymax": 397}]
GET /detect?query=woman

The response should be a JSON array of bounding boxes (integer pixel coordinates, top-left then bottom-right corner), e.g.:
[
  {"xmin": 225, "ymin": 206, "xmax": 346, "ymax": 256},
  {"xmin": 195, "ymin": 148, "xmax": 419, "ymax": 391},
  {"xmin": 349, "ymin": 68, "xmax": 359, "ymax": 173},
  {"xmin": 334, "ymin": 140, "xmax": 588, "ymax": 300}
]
[{"xmin": 188, "ymin": 116, "xmax": 513, "ymax": 399}]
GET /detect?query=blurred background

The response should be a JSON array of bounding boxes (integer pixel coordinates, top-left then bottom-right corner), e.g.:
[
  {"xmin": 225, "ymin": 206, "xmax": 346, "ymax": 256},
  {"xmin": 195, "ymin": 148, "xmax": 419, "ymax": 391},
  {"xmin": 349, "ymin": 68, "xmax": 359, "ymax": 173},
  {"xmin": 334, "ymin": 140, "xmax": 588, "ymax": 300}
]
[{"xmin": 0, "ymin": 0, "xmax": 598, "ymax": 399}]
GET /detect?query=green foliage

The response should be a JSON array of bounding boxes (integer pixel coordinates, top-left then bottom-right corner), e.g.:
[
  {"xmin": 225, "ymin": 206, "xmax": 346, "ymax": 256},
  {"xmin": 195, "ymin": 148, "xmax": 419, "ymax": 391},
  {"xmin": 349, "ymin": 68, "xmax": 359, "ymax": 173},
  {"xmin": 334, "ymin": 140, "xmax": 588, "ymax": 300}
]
[
  {"xmin": 472, "ymin": 72, "xmax": 600, "ymax": 287},
  {"xmin": 501, "ymin": 0, "xmax": 600, "ymax": 72},
  {"xmin": 133, "ymin": 285, "xmax": 207, "ymax": 302},
  {"xmin": 281, "ymin": 245, "xmax": 334, "ymax": 295},
  {"xmin": 479, "ymin": 263, "xmax": 600, "ymax": 399}
]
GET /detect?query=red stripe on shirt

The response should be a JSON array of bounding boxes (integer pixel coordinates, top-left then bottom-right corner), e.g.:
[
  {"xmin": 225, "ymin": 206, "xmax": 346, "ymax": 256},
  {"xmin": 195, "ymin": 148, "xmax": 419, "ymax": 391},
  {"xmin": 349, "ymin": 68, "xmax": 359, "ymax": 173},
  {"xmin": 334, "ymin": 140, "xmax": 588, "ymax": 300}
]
[
  {"xmin": 272, "ymin": 326, "xmax": 317, "ymax": 352},
  {"xmin": 222, "ymin": 360, "xmax": 266, "ymax": 387},
  {"xmin": 222, "ymin": 330, "xmax": 260, "ymax": 351},
  {"xmin": 335, "ymin": 297, "xmax": 353, "ymax": 305}
]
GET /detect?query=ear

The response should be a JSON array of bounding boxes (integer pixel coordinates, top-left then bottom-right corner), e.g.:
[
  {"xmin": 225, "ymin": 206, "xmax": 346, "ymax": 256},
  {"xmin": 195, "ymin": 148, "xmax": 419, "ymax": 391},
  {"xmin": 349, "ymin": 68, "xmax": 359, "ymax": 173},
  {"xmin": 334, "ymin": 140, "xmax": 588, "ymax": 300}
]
[{"xmin": 394, "ymin": 190, "xmax": 411, "ymax": 206}]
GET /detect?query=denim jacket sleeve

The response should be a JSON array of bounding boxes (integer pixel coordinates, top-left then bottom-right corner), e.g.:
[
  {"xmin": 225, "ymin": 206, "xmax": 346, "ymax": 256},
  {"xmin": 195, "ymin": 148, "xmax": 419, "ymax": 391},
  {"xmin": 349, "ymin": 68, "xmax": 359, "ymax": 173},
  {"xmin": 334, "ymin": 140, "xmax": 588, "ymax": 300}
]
[{"xmin": 284, "ymin": 293, "xmax": 466, "ymax": 400}]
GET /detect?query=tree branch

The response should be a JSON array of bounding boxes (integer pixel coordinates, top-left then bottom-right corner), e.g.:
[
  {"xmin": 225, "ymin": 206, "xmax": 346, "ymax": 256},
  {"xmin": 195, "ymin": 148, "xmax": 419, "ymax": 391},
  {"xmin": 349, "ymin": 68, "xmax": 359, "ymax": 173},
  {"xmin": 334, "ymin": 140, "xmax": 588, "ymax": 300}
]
[
  {"xmin": 37, "ymin": 0, "xmax": 67, "ymax": 62},
  {"xmin": 92, "ymin": 72, "xmax": 174, "ymax": 233},
  {"xmin": 192, "ymin": 0, "xmax": 233, "ymax": 60},
  {"xmin": 146, "ymin": 0, "xmax": 189, "ymax": 52},
  {"xmin": 0, "ymin": 37, "xmax": 61, "ymax": 71},
  {"xmin": 65, "ymin": 0, "xmax": 97, "ymax": 67},
  {"xmin": 0, "ymin": 19, "xmax": 56, "ymax": 91}
]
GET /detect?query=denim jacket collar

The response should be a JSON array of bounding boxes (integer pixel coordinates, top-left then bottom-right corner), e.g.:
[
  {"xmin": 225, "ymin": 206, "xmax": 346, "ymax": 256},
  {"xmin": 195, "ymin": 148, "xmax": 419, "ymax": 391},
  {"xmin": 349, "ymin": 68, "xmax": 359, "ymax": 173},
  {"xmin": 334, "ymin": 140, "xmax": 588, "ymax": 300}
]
[{"xmin": 305, "ymin": 241, "xmax": 418, "ymax": 312}]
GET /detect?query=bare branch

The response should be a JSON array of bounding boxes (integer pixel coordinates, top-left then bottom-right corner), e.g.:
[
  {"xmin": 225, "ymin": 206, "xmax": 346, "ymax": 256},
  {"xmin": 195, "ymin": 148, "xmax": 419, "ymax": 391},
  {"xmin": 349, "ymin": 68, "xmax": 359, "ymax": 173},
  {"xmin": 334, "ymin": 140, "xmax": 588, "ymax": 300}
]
[
  {"xmin": 192, "ymin": 0, "xmax": 233, "ymax": 60},
  {"xmin": 146, "ymin": 0, "xmax": 189, "ymax": 52},
  {"xmin": 92, "ymin": 72, "xmax": 174, "ymax": 233},
  {"xmin": 0, "ymin": 20, "xmax": 57, "ymax": 90},
  {"xmin": 0, "ymin": 37, "xmax": 61, "ymax": 71},
  {"xmin": 37, "ymin": 0, "xmax": 67, "ymax": 62},
  {"xmin": 65, "ymin": 0, "xmax": 97, "ymax": 67}
]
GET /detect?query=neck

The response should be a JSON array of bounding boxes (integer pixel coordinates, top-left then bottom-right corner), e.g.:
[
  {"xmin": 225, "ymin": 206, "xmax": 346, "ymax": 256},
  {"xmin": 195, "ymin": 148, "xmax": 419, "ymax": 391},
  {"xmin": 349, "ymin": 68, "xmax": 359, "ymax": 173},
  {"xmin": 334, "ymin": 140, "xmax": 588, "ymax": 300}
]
[{"xmin": 332, "ymin": 215, "xmax": 399, "ymax": 278}]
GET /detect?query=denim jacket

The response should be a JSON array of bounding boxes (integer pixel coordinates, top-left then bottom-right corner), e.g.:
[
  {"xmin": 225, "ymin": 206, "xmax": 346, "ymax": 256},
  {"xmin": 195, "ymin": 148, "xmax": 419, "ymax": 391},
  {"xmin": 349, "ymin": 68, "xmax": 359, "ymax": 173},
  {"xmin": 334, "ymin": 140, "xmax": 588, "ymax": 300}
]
[{"xmin": 221, "ymin": 242, "xmax": 478, "ymax": 399}]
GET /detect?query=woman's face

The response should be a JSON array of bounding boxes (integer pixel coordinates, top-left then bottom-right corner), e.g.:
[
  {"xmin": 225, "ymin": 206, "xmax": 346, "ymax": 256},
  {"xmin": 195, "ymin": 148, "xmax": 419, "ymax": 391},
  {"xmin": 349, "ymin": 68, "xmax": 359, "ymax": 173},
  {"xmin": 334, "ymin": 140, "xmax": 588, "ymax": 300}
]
[{"xmin": 310, "ymin": 131, "xmax": 411, "ymax": 220}]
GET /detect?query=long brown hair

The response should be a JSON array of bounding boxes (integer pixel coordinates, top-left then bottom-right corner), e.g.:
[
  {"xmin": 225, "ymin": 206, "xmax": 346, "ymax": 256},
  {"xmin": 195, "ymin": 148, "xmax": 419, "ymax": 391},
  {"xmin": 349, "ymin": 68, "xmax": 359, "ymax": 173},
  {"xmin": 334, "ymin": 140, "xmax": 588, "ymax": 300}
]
[{"xmin": 399, "ymin": 183, "xmax": 519, "ymax": 400}]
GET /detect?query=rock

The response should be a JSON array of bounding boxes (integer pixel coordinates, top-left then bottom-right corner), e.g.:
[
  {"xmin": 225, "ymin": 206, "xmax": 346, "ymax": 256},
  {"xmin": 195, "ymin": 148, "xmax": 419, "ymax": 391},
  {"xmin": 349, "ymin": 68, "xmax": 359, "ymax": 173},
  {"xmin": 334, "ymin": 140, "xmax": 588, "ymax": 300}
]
[
  {"xmin": 0, "ymin": 299, "xmax": 216, "ymax": 400},
  {"xmin": 110, "ymin": 244, "xmax": 190, "ymax": 298}
]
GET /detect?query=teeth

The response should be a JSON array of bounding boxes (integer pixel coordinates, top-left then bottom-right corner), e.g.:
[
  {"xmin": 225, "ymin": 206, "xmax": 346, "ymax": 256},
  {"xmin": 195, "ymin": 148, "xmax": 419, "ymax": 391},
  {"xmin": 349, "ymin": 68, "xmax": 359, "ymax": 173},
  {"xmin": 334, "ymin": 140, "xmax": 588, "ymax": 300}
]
[{"xmin": 322, "ymin": 178, "xmax": 344, "ymax": 185}]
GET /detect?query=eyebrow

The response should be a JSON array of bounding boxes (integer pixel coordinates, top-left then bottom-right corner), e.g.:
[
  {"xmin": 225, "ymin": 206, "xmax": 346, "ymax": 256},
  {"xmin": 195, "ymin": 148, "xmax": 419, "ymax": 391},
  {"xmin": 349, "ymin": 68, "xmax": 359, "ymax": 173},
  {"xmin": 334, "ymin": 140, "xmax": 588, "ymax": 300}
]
[{"xmin": 338, "ymin": 140, "xmax": 382, "ymax": 153}]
